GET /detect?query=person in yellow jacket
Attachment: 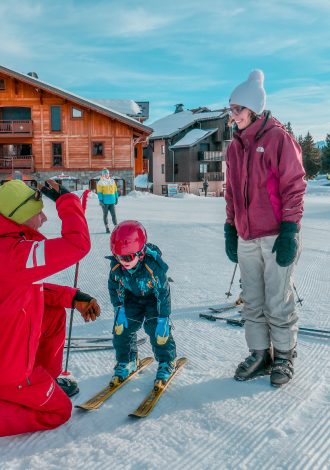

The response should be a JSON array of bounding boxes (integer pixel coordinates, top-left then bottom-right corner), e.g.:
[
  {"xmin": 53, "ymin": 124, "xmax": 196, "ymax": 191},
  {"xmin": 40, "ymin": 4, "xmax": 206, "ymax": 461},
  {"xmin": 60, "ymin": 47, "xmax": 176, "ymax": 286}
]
[{"xmin": 97, "ymin": 168, "xmax": 119, "ymax": 233}]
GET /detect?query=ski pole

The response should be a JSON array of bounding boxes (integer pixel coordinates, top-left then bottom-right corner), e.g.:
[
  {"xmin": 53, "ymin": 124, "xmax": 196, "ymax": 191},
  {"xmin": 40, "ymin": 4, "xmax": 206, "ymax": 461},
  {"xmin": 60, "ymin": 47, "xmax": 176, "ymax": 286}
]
[
  {"xmin": 293, "ymin": 283, "xmax": 303, "ymax": 306},
  {"xmin": 62, "ymin": 189, "xmax": 90, "ymax": 376},
  {"xmin": 225, "ymin": 263, "xmax": 238, "ymax": 298},
  {"xmin": 62, "ymin": 261, "xmax": 80, "ymax": 375}
]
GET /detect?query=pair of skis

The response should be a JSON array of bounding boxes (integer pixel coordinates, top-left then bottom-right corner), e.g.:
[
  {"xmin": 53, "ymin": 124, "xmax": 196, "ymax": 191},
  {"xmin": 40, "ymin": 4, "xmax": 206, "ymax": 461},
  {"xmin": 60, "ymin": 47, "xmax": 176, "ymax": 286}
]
[
  {"xmin": 200, "ymin": 306, "xmax": 330, "ymax": 340},
  {"xmin": 75, "ymin": 357, "xmax": 187, "ymax": 418}
]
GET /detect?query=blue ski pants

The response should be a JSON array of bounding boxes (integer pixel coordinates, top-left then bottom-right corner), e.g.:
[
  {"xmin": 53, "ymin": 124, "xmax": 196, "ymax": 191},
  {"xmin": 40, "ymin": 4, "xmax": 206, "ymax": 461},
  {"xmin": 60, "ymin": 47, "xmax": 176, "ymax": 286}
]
[{"xmin": 112, "ymin": 293, "xmax": 176, "ymax": 363}]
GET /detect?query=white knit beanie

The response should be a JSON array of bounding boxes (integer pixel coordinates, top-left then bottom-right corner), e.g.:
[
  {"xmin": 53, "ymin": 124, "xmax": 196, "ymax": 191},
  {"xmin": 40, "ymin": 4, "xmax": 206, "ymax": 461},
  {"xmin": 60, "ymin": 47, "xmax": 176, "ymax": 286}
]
[{"xmin": 229, "ymin": 69, "xmax": 266, "ymax": 115}]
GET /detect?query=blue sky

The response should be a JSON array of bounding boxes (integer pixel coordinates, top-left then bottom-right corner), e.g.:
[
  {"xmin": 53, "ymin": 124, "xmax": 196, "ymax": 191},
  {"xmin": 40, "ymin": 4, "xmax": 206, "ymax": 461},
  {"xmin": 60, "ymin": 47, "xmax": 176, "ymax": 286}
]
[{"xmin": 1, "ymin": 0, "xmax": 330, "ymax": 140}]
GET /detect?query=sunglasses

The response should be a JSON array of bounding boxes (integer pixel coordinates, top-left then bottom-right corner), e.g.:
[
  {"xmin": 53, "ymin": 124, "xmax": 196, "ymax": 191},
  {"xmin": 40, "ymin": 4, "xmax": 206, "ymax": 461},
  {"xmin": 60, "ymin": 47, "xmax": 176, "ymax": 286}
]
[
  {"xmin": 228, "ymin": 106, "xmax": 246, "ymax": 116},
  {"xmin": 116, "ymin": 247, "xmax": 145, "ymax": 263},
  {"xmin": 8, "ymin": 189, "xmax": 42, "ymax": 218}
]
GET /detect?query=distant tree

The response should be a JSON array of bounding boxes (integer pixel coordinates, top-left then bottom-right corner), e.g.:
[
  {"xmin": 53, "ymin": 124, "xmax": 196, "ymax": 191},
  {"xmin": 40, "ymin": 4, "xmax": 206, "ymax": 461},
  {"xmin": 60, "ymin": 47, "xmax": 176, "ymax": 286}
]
[
  {"xmin": 301, "ymin": 132, "xmax": 321, "ymax": 179},
  {"xmin": 297, "ymin": 134, "xmax": 304, "ymax": 147},
  {"xmin": 285, "ymin": 122, "xmax": 294, "ymax": 136},
  {"xmin": 321, "ymin": 133, "xmax": 330, "ymax": 173}
]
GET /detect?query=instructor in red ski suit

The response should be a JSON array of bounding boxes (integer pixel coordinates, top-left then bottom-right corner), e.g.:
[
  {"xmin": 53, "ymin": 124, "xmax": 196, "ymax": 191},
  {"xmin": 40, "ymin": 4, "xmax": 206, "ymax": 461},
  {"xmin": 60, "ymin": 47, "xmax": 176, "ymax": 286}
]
[{"xmin": 0, "ymin": 179, "xmax": 100, "ymax": 437}]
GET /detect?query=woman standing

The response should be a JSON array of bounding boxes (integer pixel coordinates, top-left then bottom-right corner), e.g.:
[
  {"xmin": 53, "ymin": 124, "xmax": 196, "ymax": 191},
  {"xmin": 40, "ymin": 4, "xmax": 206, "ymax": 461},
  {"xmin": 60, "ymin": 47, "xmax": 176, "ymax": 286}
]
[{"xmin": 224, "ymin": 70, "xmax": 306, "ymax": 387}]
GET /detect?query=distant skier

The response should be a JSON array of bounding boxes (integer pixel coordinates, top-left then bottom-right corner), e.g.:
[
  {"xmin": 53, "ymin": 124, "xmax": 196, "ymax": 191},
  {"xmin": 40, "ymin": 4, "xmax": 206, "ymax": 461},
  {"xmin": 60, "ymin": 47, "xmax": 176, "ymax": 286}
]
[
  {"xmin": 97, "ymin": 168, "xmax": 119, "ymax": 233},
  {"xmin": 203, "ymin": 178, "xmax": 209, "ymax": 197},
  {"xmin": 108, "ymin": 220, "xmax": 177, "ymax": 386},
  {"xmin": 224, "ymin": 70, "xmax": 306, "ymax": 387},
  {"xmin": 0, "ymin": 180, "xmax": 101, "ymax": 437}
]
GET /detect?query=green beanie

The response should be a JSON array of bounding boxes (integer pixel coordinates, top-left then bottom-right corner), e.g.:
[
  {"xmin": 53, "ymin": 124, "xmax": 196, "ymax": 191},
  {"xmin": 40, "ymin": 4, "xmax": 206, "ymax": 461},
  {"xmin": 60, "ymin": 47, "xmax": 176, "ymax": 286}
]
[{"xmin": 0, "ymin": 180, "xmax": 44, "ymax": 224}]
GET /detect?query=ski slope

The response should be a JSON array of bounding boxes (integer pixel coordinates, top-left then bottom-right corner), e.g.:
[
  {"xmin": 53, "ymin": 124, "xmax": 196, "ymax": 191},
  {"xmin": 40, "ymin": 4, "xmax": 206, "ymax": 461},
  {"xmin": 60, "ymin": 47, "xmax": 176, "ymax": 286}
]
[{"xmin": 0, "ymin": 182, "xmax": 329, "ymax": 470}]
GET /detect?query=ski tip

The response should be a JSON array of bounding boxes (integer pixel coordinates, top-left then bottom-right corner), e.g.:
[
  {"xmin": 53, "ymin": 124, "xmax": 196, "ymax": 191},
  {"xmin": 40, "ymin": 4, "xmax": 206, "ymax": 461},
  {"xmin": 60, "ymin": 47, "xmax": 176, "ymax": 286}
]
[
  {"xmin": 128, "ymin": 413, "xmax": 143, "ymax": 419},
  {"xmin": 74, "ymin": 405, "xmax": 96, "ymax": 411},
  {"xmin": 177, "ymin": 357, "xmax": 188, "ymax": 365}
]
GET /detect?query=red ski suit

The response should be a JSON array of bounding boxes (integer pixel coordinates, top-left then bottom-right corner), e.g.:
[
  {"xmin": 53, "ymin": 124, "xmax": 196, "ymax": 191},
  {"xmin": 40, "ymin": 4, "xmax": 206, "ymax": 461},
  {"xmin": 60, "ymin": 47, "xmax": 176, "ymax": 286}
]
[{"xmin": 0, "ymin": 193, "xmax": 91, "ymax": 436}]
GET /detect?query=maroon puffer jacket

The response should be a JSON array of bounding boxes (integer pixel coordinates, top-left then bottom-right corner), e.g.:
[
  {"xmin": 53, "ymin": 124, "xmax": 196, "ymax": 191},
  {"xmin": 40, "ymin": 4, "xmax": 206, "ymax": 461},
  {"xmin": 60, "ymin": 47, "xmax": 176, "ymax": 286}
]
[{"xmin": 225, "ymin": 111, "xmax": 306, "ymax": 240}]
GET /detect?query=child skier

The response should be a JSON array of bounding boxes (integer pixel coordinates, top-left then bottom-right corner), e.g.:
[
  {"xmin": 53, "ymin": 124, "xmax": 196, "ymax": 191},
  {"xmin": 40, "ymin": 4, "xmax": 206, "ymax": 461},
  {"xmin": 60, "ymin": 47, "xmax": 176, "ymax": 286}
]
[{"xmin": 108, "ymin": 220, "xmax": 177, "ymax": 385}]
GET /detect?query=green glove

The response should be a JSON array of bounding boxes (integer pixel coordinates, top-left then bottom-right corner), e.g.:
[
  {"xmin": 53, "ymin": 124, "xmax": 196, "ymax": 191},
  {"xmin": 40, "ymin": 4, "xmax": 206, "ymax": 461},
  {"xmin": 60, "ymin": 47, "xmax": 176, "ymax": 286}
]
[
  {"xmin": 224, "ymin": 223, "xmax": 238, "ymax": 263},
  {"xmin": 272, "ymin": 222, "xmax": 299, "ymax": 267}
]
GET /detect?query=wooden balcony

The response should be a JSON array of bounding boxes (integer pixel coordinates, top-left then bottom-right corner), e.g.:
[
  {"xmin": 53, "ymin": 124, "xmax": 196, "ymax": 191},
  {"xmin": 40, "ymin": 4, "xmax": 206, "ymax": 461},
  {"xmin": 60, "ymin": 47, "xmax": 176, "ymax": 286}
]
[
  {"xmin": 198, "ymin": 151, "xmax": 224, "ymax": 161},
  {"xmin": 0, "ymin": 155, "xmax": 34, "ymax": 173},
  {"xmin": 0, "ymin": 120, "xmax": 33, "ymax": 137},
  {"xmin": 199, "ymin": 172, "xmax": 225, "ymax": 181}
]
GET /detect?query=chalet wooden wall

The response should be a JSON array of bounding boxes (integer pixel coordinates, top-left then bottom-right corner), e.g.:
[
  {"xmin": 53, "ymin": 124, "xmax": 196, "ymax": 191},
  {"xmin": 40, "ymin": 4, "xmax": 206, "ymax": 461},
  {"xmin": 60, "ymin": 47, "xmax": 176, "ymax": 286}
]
[{"xmin": 0, "ymin": 74, "xmax": 135, "ymax": 173}]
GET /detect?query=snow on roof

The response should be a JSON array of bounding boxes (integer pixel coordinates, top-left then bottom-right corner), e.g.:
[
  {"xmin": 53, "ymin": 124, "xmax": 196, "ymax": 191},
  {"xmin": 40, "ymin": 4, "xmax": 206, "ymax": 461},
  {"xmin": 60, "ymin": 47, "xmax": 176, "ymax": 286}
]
[
  {"xmin": 170, "ymin": 128, "xmax": 218, "ymax": 149},
  {"xmin": 149, "ymin": 110, "xmax": 225, "ymax": 139},
  {"xmin": 92, "ymin": 99, "xmax": 141, "ymax": 116}
]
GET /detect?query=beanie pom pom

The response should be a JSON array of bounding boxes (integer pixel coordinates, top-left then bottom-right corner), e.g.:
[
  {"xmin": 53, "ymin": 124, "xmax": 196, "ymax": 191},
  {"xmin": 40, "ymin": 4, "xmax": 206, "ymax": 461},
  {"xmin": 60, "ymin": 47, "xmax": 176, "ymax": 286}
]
[{"xmin": 248, "ymin": 69, "xmax": 264, "ymax": 84}]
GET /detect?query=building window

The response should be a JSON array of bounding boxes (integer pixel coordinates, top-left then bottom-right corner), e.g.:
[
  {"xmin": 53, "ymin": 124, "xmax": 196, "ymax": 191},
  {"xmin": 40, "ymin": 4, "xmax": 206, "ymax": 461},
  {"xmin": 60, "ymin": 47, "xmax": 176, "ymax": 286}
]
[
  {"xmin": 161, "ymin": 164, "xmax": 165, "ymax": 174},
  {"xmin": 200, "ymin": 163, "xmax": 208, "ymax": 174},
  {"xmin": 92, "ymin": 142, "xmax": 104, "ymax": 157},
  {"xmin": 174, "ymin": 163, "xmax": 178, "ymax": 174},
  {"xmin": 161, "ymin": 144, "xmax": 165, "ymax": 155},
  {"xmin": 71, "ymin": 107, "xmax": 83, "ymax": 118},
  {"xmin": 52, "ymin": 143, "xmax": 63, "ymax": 166},
  {"xmin": 50, "ymin": 106, "xmax": 62, "ymax": 131},
  {"xmin": 0, "ymin": 78, "xmax": 5, "ymax": 90}
]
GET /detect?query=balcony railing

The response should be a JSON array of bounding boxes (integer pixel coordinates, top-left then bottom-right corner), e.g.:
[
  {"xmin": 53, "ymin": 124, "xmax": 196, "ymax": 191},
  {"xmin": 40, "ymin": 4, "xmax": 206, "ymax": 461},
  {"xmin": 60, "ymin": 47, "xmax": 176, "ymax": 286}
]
[
  {"xmin": 0, "ymin": 120, "xmax": 33, "ymax": 136},
  {"xmin": 0, "ymin": 155, "xmax": 34, "ymax": 173},
  {"xmin": 199, "ymin": 172, "xmax": 225, "ymax": 181},
  {"xmin": 198, "ymin": 151, "xmax": 224, "ymax": 161}
]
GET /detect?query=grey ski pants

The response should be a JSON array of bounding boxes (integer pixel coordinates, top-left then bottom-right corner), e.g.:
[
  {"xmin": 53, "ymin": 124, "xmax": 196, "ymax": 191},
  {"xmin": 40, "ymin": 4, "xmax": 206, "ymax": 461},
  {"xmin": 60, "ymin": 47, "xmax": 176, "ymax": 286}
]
[
  {"xmin": 238, "ymin": 235, "xmax": 301, "ymax": 351},
  {"xmin": 101, "ymin": 203, "xmax": 117, "ymax": 227}
]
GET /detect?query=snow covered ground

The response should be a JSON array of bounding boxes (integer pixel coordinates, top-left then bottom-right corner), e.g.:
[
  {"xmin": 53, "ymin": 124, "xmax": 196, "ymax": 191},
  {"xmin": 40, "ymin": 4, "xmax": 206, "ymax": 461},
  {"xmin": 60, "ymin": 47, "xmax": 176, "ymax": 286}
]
[{"xmin": 1, "ymin": 183, "xmax": 329, "ymax": 470}]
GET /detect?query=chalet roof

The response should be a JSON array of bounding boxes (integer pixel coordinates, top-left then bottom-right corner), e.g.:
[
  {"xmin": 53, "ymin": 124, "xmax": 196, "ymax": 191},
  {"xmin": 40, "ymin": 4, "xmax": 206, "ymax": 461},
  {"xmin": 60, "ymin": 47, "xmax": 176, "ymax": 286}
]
[
  {"xmin": 170, "ymin": 128, "xmax": 218, "ymax": 149},
  {"xmin": 92, "ymin": 99, "xmax": 141, "ymax": 116},
  {"xmin": 0, "ymin": 65, "xmax": 152, "ymax": 135},
  {"xmin": 149, "ymin": 110, "xmax": 226, "ymax": 140}
]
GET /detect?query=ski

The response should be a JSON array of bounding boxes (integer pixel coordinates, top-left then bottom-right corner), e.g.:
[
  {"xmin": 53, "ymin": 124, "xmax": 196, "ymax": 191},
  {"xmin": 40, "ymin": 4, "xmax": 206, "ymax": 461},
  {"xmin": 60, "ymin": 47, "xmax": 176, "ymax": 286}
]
[
  {"xmin": 64, "ymin": 338, "xmax": 146, "ymax": 351},
  {"xmin": 75, "ymin": 356, "xmax": 154, "ymax": 411},
  {"xmin": 200, "ymin": 313, "xmax": 244, "ymax": 326},
  {"xmin": 129, "ymin": 357, "xmax": 188, "ymax": 419},
  {"xmin": 200, "ymin": 314, "xmax": 330, "ymax": 339},
  {"xmin": 298, "ymin": 329, "xmax": 330, "ymax": 340},
  {"xmin": 65, "ymin": 337, "xmax": 146, "ymax": 352},
  {"xmin": 68, "ymin": 336, "xmax": 113, "ymax": 342},
  {"xmin": 208, "ymin": 304, "xmax": 241, "ymax": 314}
]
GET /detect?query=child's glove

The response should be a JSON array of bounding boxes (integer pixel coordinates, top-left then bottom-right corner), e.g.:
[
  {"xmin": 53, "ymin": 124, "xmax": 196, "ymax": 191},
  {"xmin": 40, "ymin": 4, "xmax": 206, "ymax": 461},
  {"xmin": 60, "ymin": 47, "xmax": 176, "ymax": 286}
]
[
  {"xmin": 224, "ymin": 223, "xmax": 238, "ymax": 263},
  {"xmin": 114, "ymin": 306, "xmax": 128, "ymax": 335},
  {"xmin": 272, "ymin": 222, "xmax": 299, "ymax": 267},
  {"xmin": 155, "ymin": 317, "xmax": 170, "ymax": 345},
  {"xmin": 73, "ymin": 290, "xmax": 101, "ymax": 322}
]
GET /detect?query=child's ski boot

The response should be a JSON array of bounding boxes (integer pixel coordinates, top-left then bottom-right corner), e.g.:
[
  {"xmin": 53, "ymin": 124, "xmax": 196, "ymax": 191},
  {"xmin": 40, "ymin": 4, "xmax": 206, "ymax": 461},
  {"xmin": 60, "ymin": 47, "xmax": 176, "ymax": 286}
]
[
  {"xmin": 111, "ymin": 358, "xmax": 138, "ymax": 385},
  {"xmin": 154, "ymin": 361, "xmax": 176, "ymax": 388}
]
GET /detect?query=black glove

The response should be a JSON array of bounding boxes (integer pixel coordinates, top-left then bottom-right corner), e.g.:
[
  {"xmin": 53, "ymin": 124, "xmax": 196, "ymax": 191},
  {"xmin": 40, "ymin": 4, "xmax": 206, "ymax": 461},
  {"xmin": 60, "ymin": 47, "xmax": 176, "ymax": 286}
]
[
  {"xmin": 41, "ymin": 179, "xmax": 70, "ymax": 202},
  {"xmin": 272, "ymin": 222, "xmax": 299, "ymax": 267},
  {"xmin": 224, "ymin": 223, "xmax": 238, "ymax": 263},
  {"xmin": 73, "ymin": 290, "xmax": 101, "ymax": 322}
]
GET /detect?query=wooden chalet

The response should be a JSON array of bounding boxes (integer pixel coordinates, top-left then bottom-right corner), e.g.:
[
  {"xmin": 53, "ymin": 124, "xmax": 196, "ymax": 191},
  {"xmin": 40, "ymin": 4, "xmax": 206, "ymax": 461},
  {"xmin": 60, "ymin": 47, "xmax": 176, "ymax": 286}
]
[{"xmin": 0, "ymin": 65, "xmax": 152, "ymax": 190}]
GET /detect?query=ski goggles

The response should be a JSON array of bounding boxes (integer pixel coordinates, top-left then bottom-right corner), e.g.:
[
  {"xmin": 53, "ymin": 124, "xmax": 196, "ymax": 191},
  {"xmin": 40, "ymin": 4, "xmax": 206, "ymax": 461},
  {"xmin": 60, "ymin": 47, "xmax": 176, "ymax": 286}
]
[
  {"xmin": 116, "ymin": 247, "xmax": 145, "ymax": 262},
  {"xmin": 228, "ymin": 105, "xmax": 246, "ymax": 116},
  {"xmin": 8, "ymin": 188, "xmax": 42, "ymax": 218}
]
